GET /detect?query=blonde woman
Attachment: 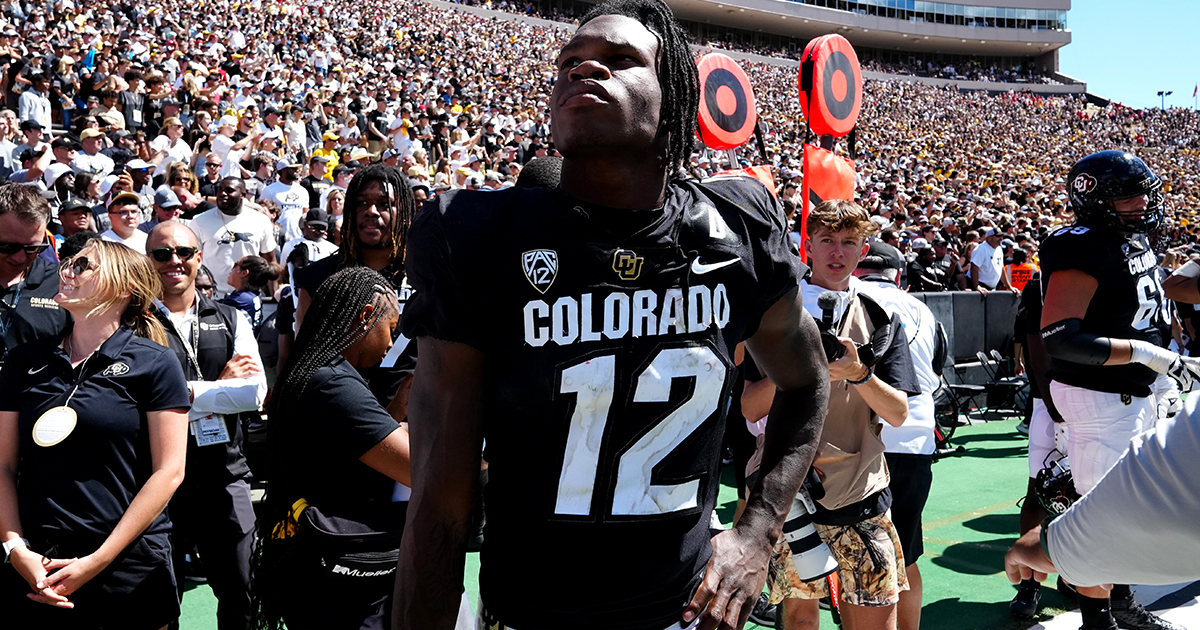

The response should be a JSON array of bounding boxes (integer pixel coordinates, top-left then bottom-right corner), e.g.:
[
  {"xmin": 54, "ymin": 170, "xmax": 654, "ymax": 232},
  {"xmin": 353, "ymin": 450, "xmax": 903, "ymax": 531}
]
[{"xmin": 0, "ymin": 240, "xmax": 190, "ymax": 629}]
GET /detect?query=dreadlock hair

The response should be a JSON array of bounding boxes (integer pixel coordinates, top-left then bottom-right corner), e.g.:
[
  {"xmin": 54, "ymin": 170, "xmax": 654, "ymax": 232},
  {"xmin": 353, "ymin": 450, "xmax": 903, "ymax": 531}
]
[
  {"xmin": 336, "ymin": 163, "xmax": 415, "ymax": 283},
  {"xmin": 579, "ymin": 0, "xmax": 699, "ymax": 177},
  {"xmin": 249, "ymin": 266, "xmax": 399, "ymax": 630}
]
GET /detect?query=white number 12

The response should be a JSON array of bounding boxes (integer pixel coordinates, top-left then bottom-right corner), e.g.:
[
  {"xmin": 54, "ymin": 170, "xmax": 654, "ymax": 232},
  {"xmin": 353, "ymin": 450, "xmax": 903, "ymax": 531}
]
[{"xmin": 554, "ymin": 346, "xmax": 727, "ymax": 517}]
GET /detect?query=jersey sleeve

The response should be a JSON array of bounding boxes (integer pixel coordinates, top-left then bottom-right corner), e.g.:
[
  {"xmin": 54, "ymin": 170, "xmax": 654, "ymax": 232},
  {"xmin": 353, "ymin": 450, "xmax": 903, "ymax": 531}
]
[
  {"xmin": 399, "ymin": 194, "xmax": 487, "ymax": 350},
  {"xmin": 704, "ymin": 177, "xmax": 808, "ymax": 339},
  {"xmin": 1039, "ymin": 227, "xmax": 1116, "ymax": 281}
]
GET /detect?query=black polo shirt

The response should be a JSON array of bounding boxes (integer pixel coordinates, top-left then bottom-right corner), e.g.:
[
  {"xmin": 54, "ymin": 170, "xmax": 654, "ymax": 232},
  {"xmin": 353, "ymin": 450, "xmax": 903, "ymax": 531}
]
[
  {"xmin": 0, "ymin": 325, "xmax": 190, "ymax": 540},
  {"xmin": 275, "ymin": 357, "xmax": 399, "ymax": 510},
  {"xmin": 0, "ymin": 257, "xmax": 71, "ymax": 362}
]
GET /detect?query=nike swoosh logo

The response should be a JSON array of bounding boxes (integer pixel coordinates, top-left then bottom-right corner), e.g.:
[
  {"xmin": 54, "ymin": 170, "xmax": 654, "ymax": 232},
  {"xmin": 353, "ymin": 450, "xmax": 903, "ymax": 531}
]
[
  {"xmin": 691, "ymin": 257, "xmax": 739, "ymax": 275},
  {"xmin": 28, "ymin": 365, "xmax": 46, "ymax": 375}
]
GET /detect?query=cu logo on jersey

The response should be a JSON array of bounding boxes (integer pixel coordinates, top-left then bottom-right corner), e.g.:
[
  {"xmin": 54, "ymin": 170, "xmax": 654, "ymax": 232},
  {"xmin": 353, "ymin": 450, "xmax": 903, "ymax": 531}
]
[
  {"xmin": 1072, "ymin": 173, "xmax": 1097, "ymax": 195},
  {"xmin": 612, "ymin": 249, "xmax": 644, "ymax": 281},
  {"xmin": 522, "ymin": 249, "xmax": 558, "ymax": 294}
]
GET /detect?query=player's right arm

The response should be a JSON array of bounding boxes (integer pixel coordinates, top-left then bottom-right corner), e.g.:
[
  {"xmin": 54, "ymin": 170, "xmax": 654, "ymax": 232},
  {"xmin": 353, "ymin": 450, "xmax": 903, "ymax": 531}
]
[{"xmin": 393, "ymin": 337, "xmax": 485, "ymax": 630}]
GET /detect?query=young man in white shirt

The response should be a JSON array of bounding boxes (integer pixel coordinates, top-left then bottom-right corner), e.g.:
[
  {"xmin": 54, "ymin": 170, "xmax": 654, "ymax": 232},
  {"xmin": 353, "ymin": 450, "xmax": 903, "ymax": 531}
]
[{"xmin": 100, "ymin": 192, "xmax": 148, "ymax": 253}]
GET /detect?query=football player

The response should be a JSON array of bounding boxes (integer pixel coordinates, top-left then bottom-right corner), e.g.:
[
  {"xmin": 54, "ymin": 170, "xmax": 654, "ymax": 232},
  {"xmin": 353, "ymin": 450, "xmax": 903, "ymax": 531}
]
[
  {"xmin": 1039, "ymin": 150, "xmax": 1193, "ymax": 630},
  {"xmin": 394, "ymin": 1, "xmax": 830, "ymax": 629}
]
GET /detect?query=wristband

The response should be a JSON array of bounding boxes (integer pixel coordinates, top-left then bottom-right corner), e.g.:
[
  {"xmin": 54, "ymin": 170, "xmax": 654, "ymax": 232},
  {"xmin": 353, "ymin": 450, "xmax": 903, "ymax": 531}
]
[
  {"xmin": 846, "ymin": 366, "xmax": 873, "ymax": 385},
  {"xmin": 1039, "ymin": 515, "xmax": 1057, "ymax": 561},
  {"xmin": 3, "ymin": 537, "xmax": 29, "ymax": 563},
  {"xmin": 1176, "ymin": 259, "xmax": 1200, "ymax": 278}
]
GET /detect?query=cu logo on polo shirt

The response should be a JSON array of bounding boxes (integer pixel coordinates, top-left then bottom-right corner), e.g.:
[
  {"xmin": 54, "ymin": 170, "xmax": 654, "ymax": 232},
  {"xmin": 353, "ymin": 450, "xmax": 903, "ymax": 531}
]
[{"xmin": 102, "ymin": 362, "xmax": 131, "ymax": 377}]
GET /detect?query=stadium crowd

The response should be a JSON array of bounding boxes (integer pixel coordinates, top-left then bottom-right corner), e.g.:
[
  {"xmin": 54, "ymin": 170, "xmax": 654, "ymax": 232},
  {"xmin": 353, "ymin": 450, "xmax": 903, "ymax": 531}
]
[{"xmin": 2, "ymin": 0, "xmax": 1200, "ymax": 628}]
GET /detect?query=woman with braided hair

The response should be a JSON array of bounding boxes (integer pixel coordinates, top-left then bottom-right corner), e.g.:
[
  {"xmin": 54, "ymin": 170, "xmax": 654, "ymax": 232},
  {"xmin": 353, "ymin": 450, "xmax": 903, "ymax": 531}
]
[{"xmin": 250, "ymin": 266, "xmax": 411, "ymax": 630}]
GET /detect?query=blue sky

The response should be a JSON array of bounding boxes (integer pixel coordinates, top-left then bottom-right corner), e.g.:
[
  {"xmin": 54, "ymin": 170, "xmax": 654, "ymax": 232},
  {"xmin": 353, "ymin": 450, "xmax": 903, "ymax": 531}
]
[{"xmin": 1058, "ymin": 0, "xmax": 1200, "ymax": 109}]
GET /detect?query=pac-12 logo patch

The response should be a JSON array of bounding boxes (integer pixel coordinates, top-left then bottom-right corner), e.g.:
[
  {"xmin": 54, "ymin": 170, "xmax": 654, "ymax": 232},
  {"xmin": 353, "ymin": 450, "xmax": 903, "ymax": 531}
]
[
  {"xmin": 1072, "ymin": 173, "xmax": 1097, "ymax": 195},
  {"xmin": 522, "ymin": 250, "xmax": 558, "ymax": 294},
  {"xmin": 612, "ymin": 249, "xmax": 644, "ymax": 281}
]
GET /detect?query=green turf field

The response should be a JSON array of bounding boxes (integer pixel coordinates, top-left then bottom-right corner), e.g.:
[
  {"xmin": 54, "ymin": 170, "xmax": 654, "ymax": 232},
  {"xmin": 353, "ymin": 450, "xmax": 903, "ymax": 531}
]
[{"xmin": 179, "ymin": 419, "xmax": 1053, "ymax": 629}]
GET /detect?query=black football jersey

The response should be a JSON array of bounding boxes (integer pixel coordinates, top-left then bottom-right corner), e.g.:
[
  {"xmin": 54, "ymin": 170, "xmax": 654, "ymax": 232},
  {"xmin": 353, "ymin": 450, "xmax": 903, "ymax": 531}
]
[
  {"xmin": 402, "ymin": 176, "xmax": 806, "ymax": 630},
  {"xmin": 1039, "ymin": 223, "xmax": 1168, "ymax": 396}
]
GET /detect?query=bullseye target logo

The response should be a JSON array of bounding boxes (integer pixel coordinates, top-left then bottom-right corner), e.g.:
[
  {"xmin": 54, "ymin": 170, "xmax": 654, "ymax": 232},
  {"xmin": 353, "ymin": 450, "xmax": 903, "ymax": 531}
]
[
  {"xmin": 695, "ymin": 53, "xmax": 757, "ymax": 151},
  {"xmin": 798, "ymin": 34, "xmax": 863, "ymax": 138}
]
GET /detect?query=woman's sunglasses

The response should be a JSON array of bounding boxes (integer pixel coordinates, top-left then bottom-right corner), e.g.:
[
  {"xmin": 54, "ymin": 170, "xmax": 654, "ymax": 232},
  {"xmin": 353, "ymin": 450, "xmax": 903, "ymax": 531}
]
[
  {"xmin": 60, "ymin": 255, "xmax": 97, "ymax": 277},
  {"xmin": 148, "ymin": 246, "xmax": 199, "ymax": 263}
]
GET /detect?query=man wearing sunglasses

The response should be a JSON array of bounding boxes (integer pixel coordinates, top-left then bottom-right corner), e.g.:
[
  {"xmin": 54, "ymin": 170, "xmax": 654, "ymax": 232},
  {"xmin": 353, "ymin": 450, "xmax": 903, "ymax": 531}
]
[
  {"xmin": 0, "ymin": 184, "xmax": 68, "ymax": 363},
  {"xmin": 146, "ymin": 221, "xmax": 265, "ymax": 630}
]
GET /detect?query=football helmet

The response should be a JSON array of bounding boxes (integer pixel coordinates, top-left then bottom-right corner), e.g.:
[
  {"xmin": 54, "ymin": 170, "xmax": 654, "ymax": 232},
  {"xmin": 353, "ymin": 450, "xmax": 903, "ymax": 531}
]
[
  {"xmin": 1067, "ymin": 150, "xmax": 1164, "ymax": 234},
  {"xmin": 1034, "ymin": 453, "xmax": 1080, "ymax": 516}
]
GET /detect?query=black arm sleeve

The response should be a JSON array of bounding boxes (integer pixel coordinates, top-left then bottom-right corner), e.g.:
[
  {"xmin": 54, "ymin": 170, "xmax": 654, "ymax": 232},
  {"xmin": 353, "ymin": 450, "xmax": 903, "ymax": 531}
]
[{"xmin": 1040, "ymin": 318, "xmax": 1112, "ymax": 366}]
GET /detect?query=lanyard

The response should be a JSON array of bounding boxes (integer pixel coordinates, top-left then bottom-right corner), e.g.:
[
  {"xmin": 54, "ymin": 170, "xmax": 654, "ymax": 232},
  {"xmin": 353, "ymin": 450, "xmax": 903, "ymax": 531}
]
[
  {"xmin": 159, "ymin": 300, "xmax": 203, "ymax": 377},
  {"xmin": 178, "ymin": 304, "xmax": 203, "ymax": 377},
  {"xmin": 0, "ymin": 282, "xmax": 22, "ymax": 342}
]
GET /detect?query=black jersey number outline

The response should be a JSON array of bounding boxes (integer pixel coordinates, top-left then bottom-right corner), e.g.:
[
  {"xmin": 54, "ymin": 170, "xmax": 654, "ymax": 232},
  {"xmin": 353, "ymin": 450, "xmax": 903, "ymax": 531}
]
[
  {"xmin": 1132, "ymin": 273, "xmax": 1166, "ymax": 332},
  {"xmin": 554, "ymin": 345, "xmax": 727, "ymax": 517}
]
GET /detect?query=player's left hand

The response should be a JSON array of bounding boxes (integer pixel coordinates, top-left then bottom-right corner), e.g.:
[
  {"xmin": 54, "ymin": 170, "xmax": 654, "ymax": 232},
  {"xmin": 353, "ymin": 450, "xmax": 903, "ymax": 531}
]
[
  {"xmin": 1003, "ymin": 527, "xmax": 1054, "ymax": 585},
  {"xmin": 684, "ymin": 528, "xmax": 769, "ymax": 630}
]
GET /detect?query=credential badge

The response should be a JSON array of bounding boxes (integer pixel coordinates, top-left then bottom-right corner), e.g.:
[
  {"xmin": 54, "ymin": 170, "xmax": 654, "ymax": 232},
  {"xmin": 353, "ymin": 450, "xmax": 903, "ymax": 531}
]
[{"xmin": 522, "ymin": 250, "xmax": 558, "ymax": 294}]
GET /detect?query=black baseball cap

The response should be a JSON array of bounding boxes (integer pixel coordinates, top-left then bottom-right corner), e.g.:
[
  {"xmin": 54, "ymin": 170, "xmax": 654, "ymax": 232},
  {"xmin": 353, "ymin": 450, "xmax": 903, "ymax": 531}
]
[
  {"xmin": 52, "ymin": 136, "xmax": 80, "ymax": 150},
  {"xmin": 303, "ymin": 208, "xmax": 329, "ymax": 228},
  {"xmin": 858, "ymin": 241, "xmax": 905, "ymax": 271}
]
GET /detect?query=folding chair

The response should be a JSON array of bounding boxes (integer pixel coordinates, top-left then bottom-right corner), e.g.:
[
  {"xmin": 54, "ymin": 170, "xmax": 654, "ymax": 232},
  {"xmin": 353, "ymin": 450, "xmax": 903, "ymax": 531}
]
[{"xmin": 975, "ymin": 351, "xmax": 1028, "ymax": 415}]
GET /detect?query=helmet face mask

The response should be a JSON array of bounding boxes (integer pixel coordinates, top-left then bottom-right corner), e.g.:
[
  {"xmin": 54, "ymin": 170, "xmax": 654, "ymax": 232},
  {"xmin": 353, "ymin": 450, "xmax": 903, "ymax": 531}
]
[{"xmin": 1068, "ymin": 150, "xmax": 1164, "ymax": 234}]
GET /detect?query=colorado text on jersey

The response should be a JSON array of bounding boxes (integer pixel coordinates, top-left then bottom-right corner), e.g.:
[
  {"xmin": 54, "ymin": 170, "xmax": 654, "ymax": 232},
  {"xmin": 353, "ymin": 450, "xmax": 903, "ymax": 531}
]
[{"xmin": 522, "ymin": 285, "xmax": 731, "ymax": 347}]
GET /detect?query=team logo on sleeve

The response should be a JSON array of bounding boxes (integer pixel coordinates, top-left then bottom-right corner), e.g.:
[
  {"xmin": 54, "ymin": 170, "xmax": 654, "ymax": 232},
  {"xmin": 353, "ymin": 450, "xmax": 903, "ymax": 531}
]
[
  {"xmin": 522, "ymin": 250, "xmax": 559, "ymax": 294},
  {"xmin": 612, "ymin": 249, "xmax": 644, "ymax": 281}
]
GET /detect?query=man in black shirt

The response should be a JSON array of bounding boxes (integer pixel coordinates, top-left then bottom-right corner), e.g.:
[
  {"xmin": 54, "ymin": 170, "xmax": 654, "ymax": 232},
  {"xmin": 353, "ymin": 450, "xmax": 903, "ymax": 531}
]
[
  {"xmin": 0, "ymin": 184, "xmax": 68, "ymax": 363},
  {"xmin": 906, "ymin": 242, "xmax": 944, "ymax": 293},
  {"xmin": 300, "ymin": 154, "xmax": 332, "ymax": 208},
  {"xmin": 394, "ymin": 1, "xmax": 829, "ymax": 628},
  {"xmin": 147, "ymin": 222, "xmax": 265, "ymax": 630},
  {"xmin": 1039, "ymin": 151, "xmax": 1188, "ymax": 630}
]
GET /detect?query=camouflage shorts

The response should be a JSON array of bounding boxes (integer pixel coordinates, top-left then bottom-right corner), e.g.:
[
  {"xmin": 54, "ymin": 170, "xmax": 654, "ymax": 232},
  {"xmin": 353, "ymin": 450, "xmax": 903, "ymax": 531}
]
[{"xmin": 767, "ymin": 511, "xmax": 909, "ymax": 607}]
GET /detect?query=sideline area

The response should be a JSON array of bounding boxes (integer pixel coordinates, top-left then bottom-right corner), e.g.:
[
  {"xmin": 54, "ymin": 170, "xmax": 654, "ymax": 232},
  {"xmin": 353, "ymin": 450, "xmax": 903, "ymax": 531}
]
[{"xmin": 178, "ymin": 420, "xmax": 1198, "ymax": 629}]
